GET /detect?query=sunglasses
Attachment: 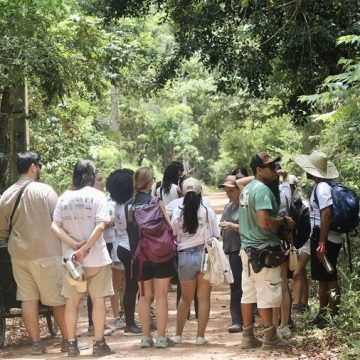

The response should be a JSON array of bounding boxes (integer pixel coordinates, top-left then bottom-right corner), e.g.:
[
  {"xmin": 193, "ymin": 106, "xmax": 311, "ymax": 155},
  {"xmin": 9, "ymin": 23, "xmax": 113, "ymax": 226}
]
[
  {"xmin": 260, "ymin": 162, "xmax": 276, "ymax": 171},
  {"xmin": 34, "ymin": 163, "xmax": 42, "ymax": 170}
]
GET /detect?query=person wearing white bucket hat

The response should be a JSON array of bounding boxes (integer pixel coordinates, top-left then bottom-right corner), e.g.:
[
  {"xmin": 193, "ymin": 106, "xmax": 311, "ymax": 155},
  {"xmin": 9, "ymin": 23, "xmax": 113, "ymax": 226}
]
[{"xmin": 294, "ymin": 150, "xmax": 343, "ymax": 329}]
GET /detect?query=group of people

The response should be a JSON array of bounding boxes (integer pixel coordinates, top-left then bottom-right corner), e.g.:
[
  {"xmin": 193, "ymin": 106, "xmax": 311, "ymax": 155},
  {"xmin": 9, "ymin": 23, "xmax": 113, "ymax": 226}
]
[{"xmin": 0, "ymin": 148, "xmax": 344, "ymax": 356}]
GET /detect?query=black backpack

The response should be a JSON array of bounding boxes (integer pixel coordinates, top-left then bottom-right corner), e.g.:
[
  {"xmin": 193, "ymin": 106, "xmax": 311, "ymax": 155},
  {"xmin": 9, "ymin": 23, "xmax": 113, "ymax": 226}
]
[
  {"xmin": 289, "ymin": 197, "xmax": 311, "ymax": 249},
  {"xmin": 314, "ymin": 182, "xmax": 359, "ymax": 234},
  {"xmin": 314, "ymin": 181, "xmax": 359, "ymax": 272}
]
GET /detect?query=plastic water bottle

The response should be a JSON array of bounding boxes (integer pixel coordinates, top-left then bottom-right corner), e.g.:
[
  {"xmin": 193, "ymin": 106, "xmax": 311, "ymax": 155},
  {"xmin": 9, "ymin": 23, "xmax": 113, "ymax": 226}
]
[
  {"xmin": 322, "ymin": 255, "xmax": 334, "ymax": 274},
  {"xmin": 201, "ymin": 248, "xmax": 209, "ymax": 273},
  {"xmin": 64, "ymin": 257, "xmax": 82, "ymax": 280}
]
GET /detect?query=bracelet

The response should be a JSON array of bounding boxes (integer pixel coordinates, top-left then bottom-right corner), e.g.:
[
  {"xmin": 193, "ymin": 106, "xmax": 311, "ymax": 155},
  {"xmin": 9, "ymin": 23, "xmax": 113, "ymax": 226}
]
[{"xmin": 317, "ymin": 243, "xmax": 325, "ymax": 252}]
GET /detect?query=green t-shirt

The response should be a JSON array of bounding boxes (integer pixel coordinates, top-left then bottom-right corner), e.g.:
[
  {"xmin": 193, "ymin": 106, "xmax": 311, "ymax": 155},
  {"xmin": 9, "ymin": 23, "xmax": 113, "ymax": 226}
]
[{"xmin": 239, "ymin": 179, "xmax": 280, "ymax": 249}]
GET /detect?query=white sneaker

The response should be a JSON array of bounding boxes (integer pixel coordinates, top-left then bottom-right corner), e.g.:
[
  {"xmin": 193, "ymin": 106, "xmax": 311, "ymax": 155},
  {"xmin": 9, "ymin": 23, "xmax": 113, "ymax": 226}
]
[
  {"xmin": 112, "ymin": 316, "xmax": 126, "ymax": 330},
  {"xmin": 171, "ymin": 335, "xmax": 182, "ymax": 344},
  {"xmin": 195, "ymin": 337, "xmax": 208, "ymax": 345},
  {"xmin": 276, "ymin": 325, "xmax": 292, "ymax": 339},
  {"xmin": 104, "ymin": 324, "xmax": 115, "ymax": 336}
]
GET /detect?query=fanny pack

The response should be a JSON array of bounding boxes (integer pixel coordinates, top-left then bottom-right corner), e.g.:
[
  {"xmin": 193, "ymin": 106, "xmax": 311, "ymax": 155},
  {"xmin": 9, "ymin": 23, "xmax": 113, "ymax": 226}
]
[{"xmin": 245, "ymin": 242, "xmax": 286, "ymax": 273}]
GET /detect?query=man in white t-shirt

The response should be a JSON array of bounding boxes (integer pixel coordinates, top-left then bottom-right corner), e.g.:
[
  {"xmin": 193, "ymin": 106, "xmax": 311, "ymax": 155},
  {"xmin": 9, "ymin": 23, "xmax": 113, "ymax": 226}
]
[
  {"xmin": 52, "ymin": 160, "xmax": 115, "ymax": 357},
  {"xmin": 294, "ymin": 150, "xmax": 343, "ymax": 329}
]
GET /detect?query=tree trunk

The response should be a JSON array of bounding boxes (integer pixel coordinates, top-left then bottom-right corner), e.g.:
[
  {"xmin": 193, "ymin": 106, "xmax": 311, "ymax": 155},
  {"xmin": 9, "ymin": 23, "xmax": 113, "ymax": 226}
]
[{"xmin": 0, "ymin": 83, "xmax": 28, "ymax": 192}]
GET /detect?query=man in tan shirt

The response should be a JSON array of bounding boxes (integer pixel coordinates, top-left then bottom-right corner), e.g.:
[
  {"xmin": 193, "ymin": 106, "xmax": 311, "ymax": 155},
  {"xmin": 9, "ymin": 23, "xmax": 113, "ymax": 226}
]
[{"xmin": 0, "ymin": 151, "xmax": 68, "ymax": 355}]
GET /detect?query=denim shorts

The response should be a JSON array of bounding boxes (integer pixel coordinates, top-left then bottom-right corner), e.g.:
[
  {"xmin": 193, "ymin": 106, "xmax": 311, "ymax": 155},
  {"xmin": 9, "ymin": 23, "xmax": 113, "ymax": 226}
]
[{"xmin": 177, "ymin": 245, "xmax": 204, "ymax": 281}]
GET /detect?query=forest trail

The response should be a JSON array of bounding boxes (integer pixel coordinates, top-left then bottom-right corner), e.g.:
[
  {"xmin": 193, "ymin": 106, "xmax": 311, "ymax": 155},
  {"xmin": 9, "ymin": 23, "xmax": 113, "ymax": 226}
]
[{"xmin": 0, "ymin": 191, "xmax": 310, "ymax": 359}]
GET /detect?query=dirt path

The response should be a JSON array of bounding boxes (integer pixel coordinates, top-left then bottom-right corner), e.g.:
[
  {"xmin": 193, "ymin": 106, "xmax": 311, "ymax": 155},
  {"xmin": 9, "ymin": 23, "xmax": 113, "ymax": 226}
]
[{"xmin": 0, "ymin": 192, "xmax": 299, "ymax": 359}]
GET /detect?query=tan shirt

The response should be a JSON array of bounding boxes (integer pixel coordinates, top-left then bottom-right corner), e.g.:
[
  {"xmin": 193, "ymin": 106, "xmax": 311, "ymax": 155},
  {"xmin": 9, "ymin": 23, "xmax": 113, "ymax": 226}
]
[{"xmin": 0, "ymin": 175, "xmax": 62, "ymax": 259}]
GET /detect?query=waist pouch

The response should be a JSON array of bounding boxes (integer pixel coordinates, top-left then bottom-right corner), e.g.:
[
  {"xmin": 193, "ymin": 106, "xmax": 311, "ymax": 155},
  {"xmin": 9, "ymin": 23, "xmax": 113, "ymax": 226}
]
[{"xmin": 245, "ymin": 243, "xmax": 286, "ymax": 273}]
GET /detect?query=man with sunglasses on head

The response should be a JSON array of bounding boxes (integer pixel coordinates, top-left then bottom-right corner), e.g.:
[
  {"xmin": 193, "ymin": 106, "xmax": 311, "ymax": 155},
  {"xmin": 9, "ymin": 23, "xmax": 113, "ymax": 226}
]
[
  {"xmin": 0, "ymin": 151, "xmax": 68, "ymax": 355},
  {"xmin": 238, "ymin": 151, "xmax": 295, "ymax": 350}
]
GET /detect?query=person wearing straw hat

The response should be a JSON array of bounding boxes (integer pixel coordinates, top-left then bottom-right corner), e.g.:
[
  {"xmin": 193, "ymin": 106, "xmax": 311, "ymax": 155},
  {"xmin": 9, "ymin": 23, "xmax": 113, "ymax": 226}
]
[{"xmin": 294, "ymin": 150, "xmax": 344, "ymax": 329}]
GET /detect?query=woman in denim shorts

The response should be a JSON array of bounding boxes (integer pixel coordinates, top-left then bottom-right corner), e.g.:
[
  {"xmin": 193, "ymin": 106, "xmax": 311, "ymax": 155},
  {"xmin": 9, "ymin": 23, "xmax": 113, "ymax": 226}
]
[{"xmin": 171, "ymin": 177, "xmax": 220, "ymax": 345}]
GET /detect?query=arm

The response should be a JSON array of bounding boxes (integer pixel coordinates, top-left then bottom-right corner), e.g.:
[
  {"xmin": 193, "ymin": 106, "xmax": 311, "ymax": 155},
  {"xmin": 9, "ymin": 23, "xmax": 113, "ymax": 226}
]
[
  {"xmin": 159, "ymin": 199, "xmax": 172, "ymax": 227},
  {"xmin": 235, "ymin": 176, "xmax": 254, "ymax": 191},
  {"xmin": 73, "ymin": 221, "xmax": 107, "ymax": 262},
  {"xmin": 256, "ymin": 210, "xmax": 295, "ymax": 230},
  {"xmin": 219, "ymin": 221, "xmax": 239, "ymax": 232},
  {"xmin": 317, "ymin": 206, "xmax": 332, "ymax": 262},
  {"xmin": 51, "ymin": 221, "xmax": 86, "ymax": 249}
]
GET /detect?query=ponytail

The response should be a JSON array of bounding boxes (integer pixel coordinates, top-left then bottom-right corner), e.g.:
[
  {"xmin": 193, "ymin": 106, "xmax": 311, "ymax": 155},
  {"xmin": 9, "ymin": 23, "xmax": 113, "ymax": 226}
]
[{"xmin": 181, "ymin": 192, "xmax": 202, "ymax": 234}]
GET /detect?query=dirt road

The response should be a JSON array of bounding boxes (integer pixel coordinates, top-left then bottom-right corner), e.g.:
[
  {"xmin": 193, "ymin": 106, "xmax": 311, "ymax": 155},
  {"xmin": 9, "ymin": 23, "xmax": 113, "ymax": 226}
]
[{"xmin": 0, "ymin": 192, "xmax": 299, "ymax": 359}]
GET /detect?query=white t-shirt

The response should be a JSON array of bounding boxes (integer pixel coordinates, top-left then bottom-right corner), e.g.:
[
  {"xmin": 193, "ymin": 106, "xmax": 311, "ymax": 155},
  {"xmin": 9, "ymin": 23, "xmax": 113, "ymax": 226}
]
[
  {"xmin": 156, "ymin": 183, "xmax": 179, "ymax": 206},
  {"xmin": 310, "ymin": 182, "xmax": 344, "ymax": 244},
  {"xmin": 279, "ymin": 182, "xmax": 291, "ymax": 216},
  {"xmin": 53, "ymin": 186, "xmax": 112, "ymax": 267},
  {"xmin": 172, "ymin": 204, "xmax": 220, "ymax": 251},
  {"xmin": 103, "ymin": 198, "xmax": 116, "ymax": 244},
  {"xmin": 114, "ymin": 203, "xmax": 130, "ymax": 251},
  {"xmin": 166, "ymin": 197, "xmax": 211, "ymax": 218}
]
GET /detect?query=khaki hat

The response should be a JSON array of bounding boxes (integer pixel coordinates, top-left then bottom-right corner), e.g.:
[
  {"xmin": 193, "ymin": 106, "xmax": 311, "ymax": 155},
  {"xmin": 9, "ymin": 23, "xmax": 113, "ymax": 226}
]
[
  {"xmin": 288, "ymin": 175, "xmax": 298, "ymax": 185},
  {"xmin": 218, "ymin": 175, "xmax": 237, "ymax": 188},
  {"xmin": 182, "ymin": 177, "xmax": 202, "ymax": 195},
  {"xmin": 294, "ymin": 150, "xmax": 338, "ymax": 179}
]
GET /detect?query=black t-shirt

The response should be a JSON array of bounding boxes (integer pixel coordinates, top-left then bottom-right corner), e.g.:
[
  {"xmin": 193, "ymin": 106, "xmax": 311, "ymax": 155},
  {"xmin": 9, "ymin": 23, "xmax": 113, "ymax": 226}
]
[{"xmin": 125, "ymin": 192, "xmax": 152, "ymax": 256}]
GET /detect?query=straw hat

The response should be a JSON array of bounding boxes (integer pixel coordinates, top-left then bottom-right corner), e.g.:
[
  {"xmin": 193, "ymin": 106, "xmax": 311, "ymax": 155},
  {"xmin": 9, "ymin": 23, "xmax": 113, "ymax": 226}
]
[{"xmin": 294, "ymin": 150, "xmax": 338, "ymax": 179}]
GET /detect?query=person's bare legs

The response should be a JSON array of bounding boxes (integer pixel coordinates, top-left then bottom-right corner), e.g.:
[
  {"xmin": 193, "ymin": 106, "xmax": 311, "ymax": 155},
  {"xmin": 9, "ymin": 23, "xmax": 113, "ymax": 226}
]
[
  {"xmin": 196, "ymin": 272, "xmax": 212, "ymax": 338},
  {"xmin": 22, "ymin": 300, "xmax": 40, "ymax": 341},
  {"xmin": 154, "ymin": 277, "xmax": 171, "ymax": 337},
  {"xmin": 176, "ymin": 279, "xmax": 197, "ymax": 336},
  {"xmin": 65, "ymin": 296, "xmax": 82, "ymax": 340},
  {"xmin": 258, "ymin": 308, "xmax": 273, "ymax": 328},
  {"xmin": 52, "ymin": 304, "xmax": 68, "ymax": 339},
  {"xmin": 292, "ymin": 252, "xmax": 310, "ymax": 305},
  {"xmin": 92, "ymin": 297, "xmax": 107, "ymax": 341},
  {"xmin": 138, "ymin": 280, "xmax": 154, "ymax": 337},
  {"xmin": 110, "ymin": 268, "xmax": 123, "ymax": 318},
  {"xmin": 279, "ymin": 261, "xmax": 291, "ymax": 328}
]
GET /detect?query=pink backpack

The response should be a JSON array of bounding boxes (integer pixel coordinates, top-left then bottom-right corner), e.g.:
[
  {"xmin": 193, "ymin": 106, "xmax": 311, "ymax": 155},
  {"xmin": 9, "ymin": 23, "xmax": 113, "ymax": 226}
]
[{"xmin": 131, "ymin": 197, "xmax": 176, "ymax": 294}]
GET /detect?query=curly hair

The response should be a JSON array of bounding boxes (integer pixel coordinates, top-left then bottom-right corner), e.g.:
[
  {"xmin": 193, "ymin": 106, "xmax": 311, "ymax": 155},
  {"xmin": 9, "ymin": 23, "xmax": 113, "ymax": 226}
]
[{"xmin": 106, "ymin": 168, "xmax": 134, "ymax": 204}]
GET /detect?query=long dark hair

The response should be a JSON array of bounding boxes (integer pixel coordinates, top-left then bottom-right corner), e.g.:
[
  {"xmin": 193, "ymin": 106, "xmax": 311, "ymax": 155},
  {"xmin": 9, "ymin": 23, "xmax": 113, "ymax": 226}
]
[
  {"xmin": 162, "ymin": 161, "xmax": 184, "ymax": 195},
  {"xmin": 72, "ymin": 159, "xmax": 96, "ymax": 190},
  {"xmin": 181, "ymin": 192, "xmax": 202, "ymax": 234}
]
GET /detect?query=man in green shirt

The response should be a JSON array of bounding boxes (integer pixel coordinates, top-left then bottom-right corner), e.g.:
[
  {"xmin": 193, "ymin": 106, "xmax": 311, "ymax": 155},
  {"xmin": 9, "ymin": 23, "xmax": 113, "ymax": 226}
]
[{"xmin": 239, "ymin": 151, "xmax": 295, "ymax": 349}]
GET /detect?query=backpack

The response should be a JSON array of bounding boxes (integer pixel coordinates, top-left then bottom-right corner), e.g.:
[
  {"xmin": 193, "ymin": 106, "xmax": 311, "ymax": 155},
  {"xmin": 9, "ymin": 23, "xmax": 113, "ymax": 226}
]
[
  {"xmin": 314, "ymin": 182, "xmax": 359, "ymax": 234},
  {"xmin": 131, "ymin": 196, "xmax": 176, "ymax": 293},
  {"xmin": 289, "ymin": 197, "xmax": 311, "ymax": 249},
  {"xmin": 314, "ymin": 181, "xmax": 359, "ymax": 273}
]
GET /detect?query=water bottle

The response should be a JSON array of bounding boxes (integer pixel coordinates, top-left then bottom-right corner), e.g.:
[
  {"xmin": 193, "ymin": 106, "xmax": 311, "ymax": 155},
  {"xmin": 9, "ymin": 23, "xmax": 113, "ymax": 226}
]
[
  {"xmin": 322, "ymin": 255, "xmax": 334, "ymax": 274},
  {"xmin": 64, "ymin": 257, "xmax": 82, "ymax": 280},
  {"xmin": 201, "ymin": 248, "xmax": 209, "ymax": 273}
]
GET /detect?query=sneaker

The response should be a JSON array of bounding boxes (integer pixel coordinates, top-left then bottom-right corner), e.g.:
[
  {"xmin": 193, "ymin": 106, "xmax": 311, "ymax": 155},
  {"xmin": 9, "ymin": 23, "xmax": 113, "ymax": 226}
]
[
  {"xmin": 31, "ymin": 340, "xmax": 47, "ymax": 355},
  {"xmin": 155, "ymin": 336, "xmax": 175, "ymax": 348},
  {"xmin": 292, "ymin": 303, "xmax": 304, "ymax": 316},
  {"xmin": 92, "ymin": 339, "xmax": 115, "ymax": 357},
  {"xmin": 308, "ymin": 311, "xmax": 329, "ymax": 329},
  {"xmin": 195, "ymin": 337, "xmax": 208, "ymax": 345},
  {"xmin": 124, "ymin": 325, "xmax": 143, "ymax": 336},
  {"xmin": 140, "ymin": 336, "xmax": 153, "ymax": 348},
  {"xmin": 67, "ymin": 339, "xmax": 80, "ymax": 357},
  {"xmin": 171, "ymin": 335, "xmax": 182, "ymax": 344},
  {"xmin": 112, "ymin": 316, "xmax": 126, "ymax": 330},
  {"xmin": 61, "ymin": 338, "xmax": 89, "ymax": 352},
  {"xmin": 88, "ymin": 324, "xmax": 114, "ymax": 336},
  {"xmin": 277, "ymin": 325, "xmax": 292, "ymax": 339},
  {"xmin": 228, "ymin": 323, "xmax": 243, "ymax": 333}
]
